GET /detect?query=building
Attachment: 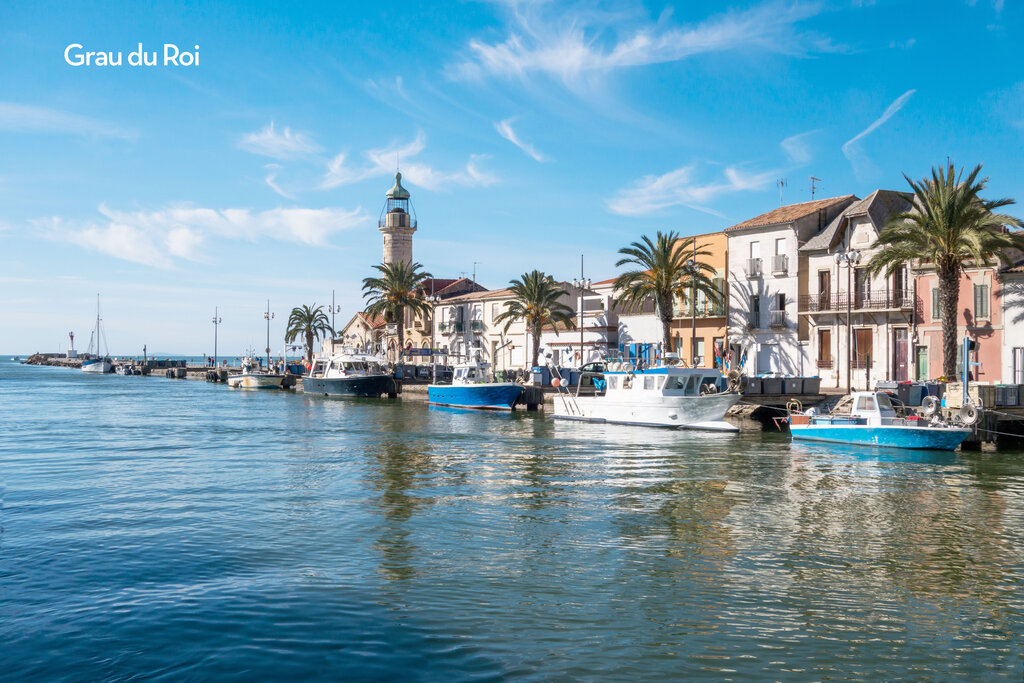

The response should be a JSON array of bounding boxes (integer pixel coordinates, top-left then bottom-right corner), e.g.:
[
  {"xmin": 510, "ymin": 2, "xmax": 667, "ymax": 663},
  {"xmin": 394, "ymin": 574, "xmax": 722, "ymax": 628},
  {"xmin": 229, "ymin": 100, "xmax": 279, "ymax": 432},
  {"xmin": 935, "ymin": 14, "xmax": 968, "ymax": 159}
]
[
  {"xmin": 669, "ymin": 231, "xmax": 729, "ymax": 369},
  {"xmin": 726, "ymin": 195, "xmax": 857, "ymax": 376},
  {"xmin": 379, "ymin": 171, "xmax": 415, "ymax": 265},
  {"xmin": 799, "ymin": 190, "xmax": 914, "ymax": 390},
  {"xmin": 334, "ymin": 312, "xmax": 388, "ymax": 355},
  {"xmin": 590, "ymin": 278, "xmax": 662, "ymax": 364},
  {"xmin": 1000, "ymin": 259, "xmax": 1024, "ymax": 384}
]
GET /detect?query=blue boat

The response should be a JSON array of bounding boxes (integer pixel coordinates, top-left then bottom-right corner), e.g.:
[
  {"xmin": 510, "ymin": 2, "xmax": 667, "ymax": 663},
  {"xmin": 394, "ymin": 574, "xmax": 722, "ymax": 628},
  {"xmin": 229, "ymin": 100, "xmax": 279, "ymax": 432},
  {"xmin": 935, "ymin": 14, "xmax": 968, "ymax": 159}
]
[
  {"xmin": 428, "ymin": 362, "xmax": 523, "ymax": 411},
  {"xmin": 788, "ymin": 391, "xmax": 972, "ymax": 451}
]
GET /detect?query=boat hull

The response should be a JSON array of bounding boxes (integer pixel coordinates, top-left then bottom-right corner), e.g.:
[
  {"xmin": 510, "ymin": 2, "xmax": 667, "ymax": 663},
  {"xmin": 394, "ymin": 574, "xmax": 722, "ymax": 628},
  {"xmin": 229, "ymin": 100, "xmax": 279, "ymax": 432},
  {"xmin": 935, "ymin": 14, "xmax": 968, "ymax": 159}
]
[
  {"xmin": 789, "ymin": 424, "xmax": 972, "ymax": 451},
  {"xmin": 552, "ymin": 391, "xmax": 740, "ymax": 431},
  {"xmin": 81, "ymin": 358, "xmax": 112, "ymax": 374},
  {"xmin": 427, "ymin": 383, "xmax": 524, "ymax": 410},
  {"xmin": 227, "ymin": 373, "xmax": 284, "ymax": 389},
  {"xmin": 301, "ymin": 374, "xmax": 397, "ymax": 397}
]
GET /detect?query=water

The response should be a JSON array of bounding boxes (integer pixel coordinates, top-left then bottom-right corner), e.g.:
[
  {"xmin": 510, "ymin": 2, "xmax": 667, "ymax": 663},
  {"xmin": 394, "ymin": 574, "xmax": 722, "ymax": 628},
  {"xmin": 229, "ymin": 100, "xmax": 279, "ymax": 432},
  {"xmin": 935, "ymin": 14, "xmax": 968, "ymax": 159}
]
[{"xmin": 3, "ymin": 359, "xmax": 1024, "ymax": 681}]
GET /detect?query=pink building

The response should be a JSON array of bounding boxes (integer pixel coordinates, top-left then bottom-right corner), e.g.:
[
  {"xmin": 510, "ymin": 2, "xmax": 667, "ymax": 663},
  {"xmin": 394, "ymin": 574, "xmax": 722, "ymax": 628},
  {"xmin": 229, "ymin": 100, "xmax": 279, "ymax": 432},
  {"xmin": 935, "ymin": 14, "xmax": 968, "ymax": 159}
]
[{"xmin": 913, "ymin": 265, "xmax": 1003, "ymax": 382}]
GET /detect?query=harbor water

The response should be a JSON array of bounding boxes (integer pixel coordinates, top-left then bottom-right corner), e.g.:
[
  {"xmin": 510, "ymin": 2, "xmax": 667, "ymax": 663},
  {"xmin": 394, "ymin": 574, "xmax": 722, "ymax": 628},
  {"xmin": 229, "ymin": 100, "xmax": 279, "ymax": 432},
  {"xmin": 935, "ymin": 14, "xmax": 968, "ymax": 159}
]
[{"xmin": 3, "ymin": 359, "xmax": 1024, "ymax": 680}]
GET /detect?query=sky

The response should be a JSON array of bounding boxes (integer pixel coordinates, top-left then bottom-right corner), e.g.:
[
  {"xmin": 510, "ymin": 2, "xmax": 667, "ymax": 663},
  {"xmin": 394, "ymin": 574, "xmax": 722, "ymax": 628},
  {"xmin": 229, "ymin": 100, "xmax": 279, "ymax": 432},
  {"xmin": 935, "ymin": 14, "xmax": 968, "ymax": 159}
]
[{"xmin": 1, "ymin": 0, "xmax": 1021, "ymax": 355}]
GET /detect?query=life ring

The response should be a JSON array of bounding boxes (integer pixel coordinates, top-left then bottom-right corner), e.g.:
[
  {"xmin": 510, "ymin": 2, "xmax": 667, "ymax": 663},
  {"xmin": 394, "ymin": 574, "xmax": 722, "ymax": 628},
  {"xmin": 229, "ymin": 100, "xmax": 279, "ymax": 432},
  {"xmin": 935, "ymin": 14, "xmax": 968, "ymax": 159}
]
[
  {"xmin": 921, "ymin": 395, "xmax": 940, "ymax": 417},
  {"xmin": 786, "ymin": 398, "xmax": 803, "ymax": 415}
]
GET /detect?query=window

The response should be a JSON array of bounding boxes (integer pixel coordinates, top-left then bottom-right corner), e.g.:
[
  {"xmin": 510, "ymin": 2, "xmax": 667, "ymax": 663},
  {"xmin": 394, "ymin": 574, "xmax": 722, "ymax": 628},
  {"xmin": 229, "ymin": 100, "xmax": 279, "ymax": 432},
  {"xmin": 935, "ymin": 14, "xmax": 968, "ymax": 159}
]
[
  {"xmin": 491, "ymin": 303, "xmax": 500, "ymax": 318},
  {"xmin": 643, "ymin": 375, "xmax": 655, "ymax": 390},
  {"xmin": 775, "ymin": 237, "xmax": 785, "ymax": 255},
  {"xmin": 674, "ymin": 336, "xmax": 683, "ymax": 355},
  {"xmin": 818, "ymin": 328, "xmax": 832, "ymax": 364},
  {"xmin": 695, "ymin": 338, "xmax": 706, "ymax": 365},
  {"xmin": 713, "ymin": 337, "xmax": 725, "ymax": 369},
  {"xmin": 854, "ymin": 268, "xmax": 870, "ymax": 306},
  {"xmin": 1014, "ymin": 348, "xmax": 1024, "ymax": 384},
  {"xmin": 750, "ymin": 241, "xmax": 760, "ymax": 259},
  {"xmin": 856, "ymin": 395, "xmax": 875, "ymax": 412},
  {"xmin": 974, "ymin": 284, "xmax": 990, "ymax": 319},
  {"xmin": 931, "ymin": 288, "xmax": 941, "ymax": 321},
  {"xmin": 776, "ymin": 293, "xmax": 786, "ymax": 311},
  {"xmin": 749, "ymin": 295, "xmax": 761, "ymax": 327},
  {"xmin": 711, "ymin": 278, "xmax": 725, "ymax": 315},
  {"xmin": 853, "ymin": 328, "xmax": 873, "ymax": 368}
]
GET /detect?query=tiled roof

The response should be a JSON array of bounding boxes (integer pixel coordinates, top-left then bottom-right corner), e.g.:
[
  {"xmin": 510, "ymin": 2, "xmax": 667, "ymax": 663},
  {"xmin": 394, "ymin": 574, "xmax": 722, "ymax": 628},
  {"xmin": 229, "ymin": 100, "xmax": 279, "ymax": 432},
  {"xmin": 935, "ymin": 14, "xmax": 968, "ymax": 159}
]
[
  {"xmin": 357, "ymin": 312, "xmax": 388, "ymax": 329},
  {"xmin": 442, "ymin": 287, "xmax": 515, "ymax": 302},
  {"xmin": 420, "ymin": 278, "xmax": 459, "ymax": 293},
  {"xmin": 724, "ymin": 195, "xmax": 857, "ymax": 232},
  {"xmin": 801, "ymin": 190, "xmax": 911, "ymax": 252}
]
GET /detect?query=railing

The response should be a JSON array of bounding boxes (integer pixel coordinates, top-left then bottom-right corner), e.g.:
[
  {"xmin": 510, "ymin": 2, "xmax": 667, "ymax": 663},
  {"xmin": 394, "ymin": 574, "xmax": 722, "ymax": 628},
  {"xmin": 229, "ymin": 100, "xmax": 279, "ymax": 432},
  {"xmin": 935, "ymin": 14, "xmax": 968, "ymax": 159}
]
[
  {"xmin": 673, "ymin": 301, "xmax": 727, "ymax": 319},
  {"xmin": 454, "ymin": 321, "xmax": 465, "ymax": 333},
  {"xmin": 769, "ymin": 311, "xmax": 787, "ymax": 329},
  {"xmin": 745, "ymin": 258, "xmax": 762, "ymax": 278},
  {"xmin": 771, "ymin": 254, "xmax": 788, "ymax": 274},
  {"xmin": 746, "ymin": 313, "xmax": 760, "ymax": 330},
  {"xmin": 799, "ymin": 290, "xmax": 912, "ymax": 312},
  {"xmin": 816, "ymin": 359, "xmax": 833, "ymax": 369},
  {"xmin": 470, "ymin": 321, "xmax": 484, "ymax": 332}
]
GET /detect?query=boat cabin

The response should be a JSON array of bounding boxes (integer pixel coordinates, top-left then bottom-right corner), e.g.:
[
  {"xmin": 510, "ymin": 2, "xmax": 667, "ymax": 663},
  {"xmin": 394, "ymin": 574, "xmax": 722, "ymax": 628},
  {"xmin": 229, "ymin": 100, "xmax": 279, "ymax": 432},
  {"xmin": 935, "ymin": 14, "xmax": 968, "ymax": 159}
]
[
  {"xmin": 814, "ymin": 391, "xmax": 900, "ymax": 426},
  {"xmin": 453, "ymin": 362, "xmax": 492, "ymax": 385},
  {"xmin": 311, "ymin": 354, "xmax": 385, "ymax": 379},
  {"xmin": 601, "ymin": 367, "xmax": 725, "ymax": 397}
]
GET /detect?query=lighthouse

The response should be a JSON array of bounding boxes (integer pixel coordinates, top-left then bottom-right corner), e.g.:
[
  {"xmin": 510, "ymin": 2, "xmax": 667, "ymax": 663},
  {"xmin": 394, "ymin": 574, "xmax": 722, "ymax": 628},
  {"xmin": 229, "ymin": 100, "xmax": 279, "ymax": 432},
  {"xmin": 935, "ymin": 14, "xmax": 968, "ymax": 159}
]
[{"xmin": 378, "ymin": 171, "xmax": 416, "ymax": 265}]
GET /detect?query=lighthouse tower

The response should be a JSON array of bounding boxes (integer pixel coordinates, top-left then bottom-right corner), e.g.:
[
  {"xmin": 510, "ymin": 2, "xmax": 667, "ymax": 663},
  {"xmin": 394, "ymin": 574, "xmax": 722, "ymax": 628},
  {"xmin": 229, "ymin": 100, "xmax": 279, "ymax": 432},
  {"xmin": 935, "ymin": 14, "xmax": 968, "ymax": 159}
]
[{"xmin": 378, "ymin": 171, "xmax": 416, "ymax": 265}]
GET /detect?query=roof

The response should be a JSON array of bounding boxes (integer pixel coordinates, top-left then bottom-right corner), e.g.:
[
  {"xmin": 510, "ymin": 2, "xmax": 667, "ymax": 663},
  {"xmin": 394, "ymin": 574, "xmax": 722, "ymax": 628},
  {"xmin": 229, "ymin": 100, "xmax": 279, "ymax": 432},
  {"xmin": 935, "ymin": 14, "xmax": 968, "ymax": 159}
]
[
  {"xmin": 420, "ymin": 278, "xmax": 459, "ymax": 294},
  {"xmin": 385, "ymin": 171, "xmax": 410, "ymax": 200},
  {"xmin": 801, "ymin": 190, "xmax": 912, "ymax": 252},
  {"xmin": 442, "ymin": 287, "xmax": 515, "ymax": 303},
  {"xmin": 357, "ymin": 312, "xmax": 388, "ymax": 329},
  {"xmin": 724, "ymin": 195, "xmax": 857, "ymax": 232}
]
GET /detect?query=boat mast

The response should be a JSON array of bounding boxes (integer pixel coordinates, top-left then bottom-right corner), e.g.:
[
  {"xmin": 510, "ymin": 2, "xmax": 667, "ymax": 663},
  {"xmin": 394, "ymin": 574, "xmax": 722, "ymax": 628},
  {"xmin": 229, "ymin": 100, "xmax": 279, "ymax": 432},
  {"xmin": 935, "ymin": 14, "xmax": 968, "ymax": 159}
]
[{"xmin": 263, "ymin": 300, "xmax": 275, "ymax": 371}]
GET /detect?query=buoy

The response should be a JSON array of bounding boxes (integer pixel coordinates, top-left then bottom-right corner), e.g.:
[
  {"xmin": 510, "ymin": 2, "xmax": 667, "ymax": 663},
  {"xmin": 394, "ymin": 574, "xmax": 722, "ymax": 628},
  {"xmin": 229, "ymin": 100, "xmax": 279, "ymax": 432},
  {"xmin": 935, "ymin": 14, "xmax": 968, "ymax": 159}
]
[{"xmin": 552, "ymin": 378, "xmax": 561, "ymax": 387}]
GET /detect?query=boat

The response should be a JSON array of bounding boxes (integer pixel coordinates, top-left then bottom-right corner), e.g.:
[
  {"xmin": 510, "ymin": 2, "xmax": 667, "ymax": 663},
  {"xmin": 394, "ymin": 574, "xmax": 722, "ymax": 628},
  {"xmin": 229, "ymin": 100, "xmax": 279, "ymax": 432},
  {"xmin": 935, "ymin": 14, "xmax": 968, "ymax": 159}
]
[
  {"xmin": 551, "ymin": 359, "xmax": 740, "ymax": 431},
  {"xmin": 115, "ymin": 363, "xmax": 140, "ymax": 376},
  {"xmin": 787, "ymin": 391, "xmax": 973, "ymax": 451},
  {"xmin": 427, "ymin": 360, "xmax": 524, "ymax": 410},
  {"xmin": 81, "ymin": 294, "xmax": 112, "ymax": 374},
  {"xmin": 227, "ymin": 356, "xmax": 284, "ymax": 389},
  {"xmin": 301, "ymin": 350, "xmax": 398, "ymax": 397}
]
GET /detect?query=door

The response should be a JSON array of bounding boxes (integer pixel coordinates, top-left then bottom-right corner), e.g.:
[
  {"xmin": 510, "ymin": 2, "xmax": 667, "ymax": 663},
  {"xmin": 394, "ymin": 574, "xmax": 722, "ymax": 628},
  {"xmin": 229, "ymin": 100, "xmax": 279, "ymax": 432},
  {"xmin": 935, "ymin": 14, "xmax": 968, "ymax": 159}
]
[
  {"xmin": 893, "ymin": 328, "xmax": 908, "ymax": 381},
  {"xmin": 818, "ymin": 270, "xmax": 830, "ymax": 310},
  {"xmin": 1014, "ymin": 348, "xmax": 1024, "ymax": 384},
  {"xmin": 758, "ymin": 344, "xmax": 775, "ymax": 374},
  {"xmin": 915, "ymin": 345, "xmax": 928, "ymax": 381}
]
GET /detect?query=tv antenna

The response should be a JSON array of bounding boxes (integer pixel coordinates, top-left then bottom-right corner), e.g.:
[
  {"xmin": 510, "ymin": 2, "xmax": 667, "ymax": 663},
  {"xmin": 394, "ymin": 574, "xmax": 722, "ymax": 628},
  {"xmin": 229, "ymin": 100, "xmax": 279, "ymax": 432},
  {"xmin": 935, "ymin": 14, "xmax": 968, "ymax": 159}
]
[
  {"xmin": 777, "ymin": 178, "xmax": 787, "ymax": 206},
  {"xmin": 811, "ymin": 176, "xmax": 821, "ymax": 200}
]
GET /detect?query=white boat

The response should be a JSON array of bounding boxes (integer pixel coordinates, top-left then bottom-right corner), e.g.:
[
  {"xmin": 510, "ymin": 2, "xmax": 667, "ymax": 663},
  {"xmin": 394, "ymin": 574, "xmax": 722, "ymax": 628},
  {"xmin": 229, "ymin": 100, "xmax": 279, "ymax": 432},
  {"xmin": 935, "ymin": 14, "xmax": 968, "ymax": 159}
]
[
  {"xmin": 82, "ymin": 294, "xmax": 112, "ymax": 374},
  {"xmin": 788, "ymin": 391, "xmax": 973, "ymax": 451},
  {"xmin": 552, "ymin": 360, "xmax": 740, "ymax": 431},
  {"xmin": 301, "ymin": 350, "xmax": 397, "ymax": 397},
  {"xmin": 227, "ymin": 357, "xmax": 284, "ymax": 389}
]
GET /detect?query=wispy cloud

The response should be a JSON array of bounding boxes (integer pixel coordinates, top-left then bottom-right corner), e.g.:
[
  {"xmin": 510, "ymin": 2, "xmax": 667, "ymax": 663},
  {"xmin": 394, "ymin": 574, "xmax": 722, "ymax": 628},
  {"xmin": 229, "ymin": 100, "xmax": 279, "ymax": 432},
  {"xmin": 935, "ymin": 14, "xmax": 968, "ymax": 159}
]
[
  {"xmin": 321, "ymin": 132, "xmax": 498, "ymax": 191},
  {"xmin": 0, "ymin": 102, "xmax": 136, "ymax": 139},
  {"xmin": 39, "ymin": 203, "xmax": 367, "ymax": 268},
  {"xmin": 842, "ymin": 89, "xmax": 915, "ymax": 177},
  {"xmin": 780, "ymin": 130, "xmax": 819, "ymax": 164},
  {"xmin": 608, "ymin": 164, "xmax": 777, "ymax": 217},
  {"xmin": 495, "ymin": 118, "xmax": 548, "ymax": 162},
  {"xmin": 449, "ymin": 1, "xmax": 835, "ymax": 90},
  {"xmin": 263, "ymin": 164, "xmax": 297, "ymax": 200},
  {"xmin": 240, "ymin": 122, "xmax": 321, "ymax": 159}
]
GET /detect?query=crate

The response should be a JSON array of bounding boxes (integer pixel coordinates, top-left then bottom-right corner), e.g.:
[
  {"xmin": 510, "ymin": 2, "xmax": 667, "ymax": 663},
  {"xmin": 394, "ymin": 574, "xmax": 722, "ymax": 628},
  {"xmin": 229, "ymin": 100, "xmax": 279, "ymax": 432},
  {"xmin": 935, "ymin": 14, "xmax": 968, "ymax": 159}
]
[
  {"xmin": 782, "ymin": 377, "xmax": 802, "ymax": 394},
  {"xmin": 977, "ymin": 384, "xmax": 998, "ymax": 408},
  {"xmin": 744, "ymin": 377, "xmax": 763, "ymax": 395},
  {"xmin": 999, "ymin": 385, "xmax": 1020, "ymax": 407},
  {"xmin": 762, "ymin": 377, "xmax": 784, "ymax": 394},
  {"xmin": 802, "ymin": 377, "xmax": 821, "ymax": 394}
]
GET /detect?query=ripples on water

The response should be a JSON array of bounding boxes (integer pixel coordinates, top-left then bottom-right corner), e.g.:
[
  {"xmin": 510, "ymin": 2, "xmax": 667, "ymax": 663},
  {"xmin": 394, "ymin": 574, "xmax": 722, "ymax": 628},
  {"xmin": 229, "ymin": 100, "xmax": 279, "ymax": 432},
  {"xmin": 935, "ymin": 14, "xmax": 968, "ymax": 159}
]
[{"xmin": 2, "ymin": 360, "xmax": 1024, "ymax": 680}]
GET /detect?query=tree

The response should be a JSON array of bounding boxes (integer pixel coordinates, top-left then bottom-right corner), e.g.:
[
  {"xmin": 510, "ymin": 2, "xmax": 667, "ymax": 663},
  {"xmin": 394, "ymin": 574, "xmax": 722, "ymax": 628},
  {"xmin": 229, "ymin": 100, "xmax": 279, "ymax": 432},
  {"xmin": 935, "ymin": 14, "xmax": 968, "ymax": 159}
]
[
  {"xmin": 494, "ymin": 270, "xmax": 576, "ymax": 370},
  {"xmin": 867, "ymin": 162, "xmax": 1023, "ymax": 378},
  {"xmin": 285, "ymin": 304, "xmax": 334, "ymax": 363},
  {"xmin": 361, "ymin": 261, "xmax": 433, "ymax": 359},
  {"xmin": 613, "ymin": 231, "xmax": 721, "ymax": 355}
]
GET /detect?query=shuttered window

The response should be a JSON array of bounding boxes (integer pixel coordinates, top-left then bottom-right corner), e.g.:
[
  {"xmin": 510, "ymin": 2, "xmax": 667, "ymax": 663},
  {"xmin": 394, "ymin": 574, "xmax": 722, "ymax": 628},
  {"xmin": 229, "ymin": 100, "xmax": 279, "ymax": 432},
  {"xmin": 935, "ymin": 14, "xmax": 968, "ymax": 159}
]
[
  {"xmin": 931, "ymin": 288, "xmax": 941, "ymax": 320},
  {"xmin": 974, "ymin": 284, "xmax": 990, "ymax": 319}
]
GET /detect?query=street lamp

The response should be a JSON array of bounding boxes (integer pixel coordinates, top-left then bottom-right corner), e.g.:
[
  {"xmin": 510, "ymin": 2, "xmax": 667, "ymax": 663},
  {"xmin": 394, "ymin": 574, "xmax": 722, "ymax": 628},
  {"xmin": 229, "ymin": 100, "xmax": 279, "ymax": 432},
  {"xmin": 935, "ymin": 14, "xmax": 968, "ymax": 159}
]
[
  {"xmin": 834, "ymin": 249, "xmax": 862, "ymax": 393},
  {"xmin": 263, "ymin": 300, "xmax": 275, "ymax": 370},
  {"xmin": 428, "ymin": 294, "xmax": 440, "ymax": 382},
  {"xmin": 572, "ymin": 257, "xmax": 592, "ymax": 369},
  {"xmin": 211, "ymin": 307, "xmax": 222, "ymax": 368},
  {"xmin": 329, "ymin": 289, "xmax": 342, "ymax": 336},
  {"xmin": 684, "ymin": 256, "xmax": 699, "ymax": 367}
]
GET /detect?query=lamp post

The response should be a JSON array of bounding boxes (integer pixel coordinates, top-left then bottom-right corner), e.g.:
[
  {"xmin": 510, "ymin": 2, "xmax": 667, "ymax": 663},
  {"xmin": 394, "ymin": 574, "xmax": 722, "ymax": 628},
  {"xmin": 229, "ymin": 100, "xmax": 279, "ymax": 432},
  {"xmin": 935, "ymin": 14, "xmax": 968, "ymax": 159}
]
[
  {"xmin": 834, "ymin": 249, "xmax": 862, "ymax": 393},
  {"xmin": 428, "ymin": 294, "xmax": 440, "ymax": 382},
  {"xmin": 572, "ymin": 255, "xmax": 591, "ymax": 369},
  {"xmin": 263, "ymin": 300, "xmax": 275, "ymax": 370},
  {"xmin": 211, "ymin": 307, "xmax": 222, "ymax": 368},
  {"xmin": 685, "ymin": 250, "xmax": 698, "ymax": 367}
]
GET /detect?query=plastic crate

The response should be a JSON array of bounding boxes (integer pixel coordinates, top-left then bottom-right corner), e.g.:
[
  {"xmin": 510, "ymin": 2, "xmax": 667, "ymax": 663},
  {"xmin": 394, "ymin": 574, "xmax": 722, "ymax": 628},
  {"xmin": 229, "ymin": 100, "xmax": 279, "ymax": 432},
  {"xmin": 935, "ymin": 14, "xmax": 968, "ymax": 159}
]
[
  {"xmin": 803, "ymin": 377, "xmax": 821, "ymax": 394},
  {"xmin": 762, "ymin": 377, "xmax": 784, "ymax": 394}
]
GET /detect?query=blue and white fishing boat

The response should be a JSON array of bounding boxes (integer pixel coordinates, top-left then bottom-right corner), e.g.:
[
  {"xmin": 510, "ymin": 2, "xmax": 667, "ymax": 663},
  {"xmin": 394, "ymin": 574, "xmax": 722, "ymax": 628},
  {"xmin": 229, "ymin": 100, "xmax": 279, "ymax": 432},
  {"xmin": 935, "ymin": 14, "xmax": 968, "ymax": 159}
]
[
  {"xmin": 301, "ymin": 350, "xmax": 397, "ymax": 397},
  {"xmin": 788, "ymin": 391, "xmax": 973, "ymax": 451},
  {"xmin": 427, "ymin": 361, "xmax": 523, "ymax": 410}
]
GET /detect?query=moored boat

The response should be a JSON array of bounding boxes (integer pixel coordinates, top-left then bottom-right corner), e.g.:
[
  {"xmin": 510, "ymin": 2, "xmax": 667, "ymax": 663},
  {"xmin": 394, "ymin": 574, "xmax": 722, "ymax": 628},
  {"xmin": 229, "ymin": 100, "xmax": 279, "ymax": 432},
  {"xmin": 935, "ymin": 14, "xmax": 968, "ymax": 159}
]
[
  {"xmin": 428, "ymin": 361, "xmax": 523, "ymax": 410},
  {"xmin": 787, "ymin": 391, "xmax": 972, "ymax": 451},
  {"xmin": 81, "ymin": 294, "xmax": 113, "ymax": 374},
  {"xmin": 301, "ymin": 350, "xmax": 397, "ymax": 397},
  {"xmin": 552, "ymin": 360, "xmax": 740, "ymax": 431},
  {"xmin": 227, "ymin": 357, "xmax": 284, "ymax": 389}
]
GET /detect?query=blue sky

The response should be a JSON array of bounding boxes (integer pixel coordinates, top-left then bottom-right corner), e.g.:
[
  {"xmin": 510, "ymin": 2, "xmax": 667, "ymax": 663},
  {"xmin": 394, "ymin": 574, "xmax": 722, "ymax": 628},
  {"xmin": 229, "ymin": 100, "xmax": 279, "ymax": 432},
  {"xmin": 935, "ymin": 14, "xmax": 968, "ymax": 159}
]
[{"xmin": 1, "ymin": 0, "xmax": 1020, "ymax": 355}]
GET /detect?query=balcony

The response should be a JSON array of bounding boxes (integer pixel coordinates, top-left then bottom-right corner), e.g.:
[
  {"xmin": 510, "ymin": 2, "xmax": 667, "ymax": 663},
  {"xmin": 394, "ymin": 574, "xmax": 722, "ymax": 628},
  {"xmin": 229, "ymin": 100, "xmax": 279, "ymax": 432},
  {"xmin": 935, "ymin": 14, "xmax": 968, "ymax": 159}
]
[
  {"xmin": 746, "ymin": 312, "xmax": 760, "ymax": 330},
  {"xmin": 816, "ymin": 359, "xmax": 833, "ymax": 369},
  {"xmin": 771, "ymin": 254, "xmax": 788, "ymax": 275},
  {"xmin": 769, "ymin": 311, "xmax": 787, "ymax": 329},
  {"xmin": 454, "ymin": 321, "xmax": 465, "ymax": 333},
  {"xmin": 470, "ymin": 320, "xmax": 484, "ymax": 332},
  {"xmin": 798, "ymin": 290, "xmax": 912, "ymax": 313},
  {"xmin": 745, "ymin": 258, "xmax": 762, "ymax": 279}
]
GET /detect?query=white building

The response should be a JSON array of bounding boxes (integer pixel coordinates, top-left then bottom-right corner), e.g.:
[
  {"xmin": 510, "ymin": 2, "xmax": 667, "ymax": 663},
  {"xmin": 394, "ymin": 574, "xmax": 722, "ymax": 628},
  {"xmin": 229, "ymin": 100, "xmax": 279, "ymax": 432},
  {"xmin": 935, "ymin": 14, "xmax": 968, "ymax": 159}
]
[
  {"xmin": 726, "ymin": 195, "xmax": 857, "ymax": 376},
  {"xmin": 1000, "ymin": 260, "xmax": 1024, "ymax": 384},
  {"xmin": 799, "ymin": 190, "xmax": 914, "ymax": 390},
  {"xmin": 590, "ymin": 278, "xmax": 662, "ymax": 364}
]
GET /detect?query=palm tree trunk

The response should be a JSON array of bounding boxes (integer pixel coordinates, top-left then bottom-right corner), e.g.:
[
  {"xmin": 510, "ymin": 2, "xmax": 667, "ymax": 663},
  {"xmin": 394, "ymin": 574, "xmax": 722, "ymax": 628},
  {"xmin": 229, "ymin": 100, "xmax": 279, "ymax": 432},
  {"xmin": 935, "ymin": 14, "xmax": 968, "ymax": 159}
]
[
  {"xmin": 306, "ymin": 330, "xmax": 314, "ymax": 363},
  {"xmin": 938, "ymin": 265, "xmax": 961, "ymax": 379},
  {"xmin": 659, "ymin": 294, "xmax": 673, "ymax": 358},
  {"xmin": 396, "ymin": 305, "xmax": 405, "ymax": 363},
  {"xmin": 530, "ymin": 324, "xmax": 541, "ymax": 370}
]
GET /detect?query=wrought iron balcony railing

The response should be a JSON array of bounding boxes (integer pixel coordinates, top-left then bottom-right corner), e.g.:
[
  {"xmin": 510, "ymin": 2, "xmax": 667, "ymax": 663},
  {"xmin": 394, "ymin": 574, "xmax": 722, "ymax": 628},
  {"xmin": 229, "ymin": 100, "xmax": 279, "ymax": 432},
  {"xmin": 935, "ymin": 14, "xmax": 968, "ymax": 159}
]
[
  {"xmin": 745, "ymin": 258, "xmax": 762, "ymax": 278},
  {"xmin": 798, "ymin": 290, "xmax": 912, "ymax": 313},
  {"xmin": 769, "ymin": 311, "xmax": 787, "ymax": 329},
  {"xmin": 771, "ymin": 254, "xmax": 788, "ymax": 275}
]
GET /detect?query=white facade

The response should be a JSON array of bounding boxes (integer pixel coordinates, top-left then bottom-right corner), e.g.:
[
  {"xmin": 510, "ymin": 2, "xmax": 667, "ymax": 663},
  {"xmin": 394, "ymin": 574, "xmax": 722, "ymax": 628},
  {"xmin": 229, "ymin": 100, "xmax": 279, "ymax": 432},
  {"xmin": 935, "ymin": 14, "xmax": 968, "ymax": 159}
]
[
  {"xmin": 1001, "ymin": 269, "xmax": 1024, "ymax": 384},
  {"xmin": 726, "ymin": 197, "xmax": 856, "ymax": 376}
]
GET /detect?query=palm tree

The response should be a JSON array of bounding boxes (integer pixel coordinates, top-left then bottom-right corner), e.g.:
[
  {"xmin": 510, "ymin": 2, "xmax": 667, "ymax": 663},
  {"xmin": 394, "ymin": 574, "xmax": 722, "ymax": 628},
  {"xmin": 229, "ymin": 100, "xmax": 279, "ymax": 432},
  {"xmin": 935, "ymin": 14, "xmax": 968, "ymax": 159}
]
[
  {"xmin": 867, "ymin": 162, "xmax": 1023, "ymax": 378},
  {"xmin": 614, "ymin": 231, "xmax": 721, "ymax": 355},
  {"xmin": 494, "ymin": 270, "xmax": 576, "ymax": 370},
  {"xmin": 285, "ymin": 304, "xmax": 334, "ymax": 363},
  {"xmin": 361, "ymin": 260, "xmax": 433, "ymax": 359}
]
